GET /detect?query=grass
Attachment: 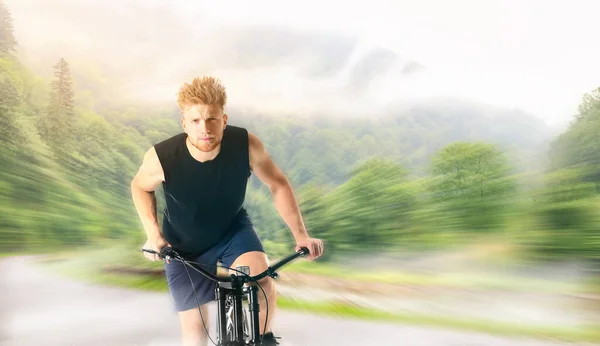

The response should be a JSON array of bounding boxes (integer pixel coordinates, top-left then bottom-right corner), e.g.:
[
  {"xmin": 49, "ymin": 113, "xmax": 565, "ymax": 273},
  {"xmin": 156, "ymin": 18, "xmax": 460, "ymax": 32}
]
[
  {"xmin": 33, "ymin": 248, "xmax": 600, "ymax": 344},
  {"xmin": 279, "ymin": 234, "xmax": 600, "ymax": 296},
  {"xmin": 283, "ymin": 260, "xmax": 582, "ymax": 294},
  {"xmin": 277, "ymin": 297, "xmax": 600, "ymax": 343},
  {"xmin": 0, "ymin": 249, "xmax": 51, "ymax": 258}
]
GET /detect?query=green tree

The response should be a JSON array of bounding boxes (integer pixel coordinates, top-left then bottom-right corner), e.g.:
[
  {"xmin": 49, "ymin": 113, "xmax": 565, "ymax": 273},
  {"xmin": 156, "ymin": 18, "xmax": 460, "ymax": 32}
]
[
  {"xmin": 0, "ymin": 57, "xmax": 22, "ymax": 146},
  {"xmin": 550, "ymin": 87, "xmax": 600, "ymax": 191},
  {"xmin": 431, "ymin": 142, "xmax": 515, "ymax": 200},
  {"xmin": 44, "ymin": 58, "xmax": 75, "ymax": 154},
  {"xmin": 537, "ymin": 87, "xmax": 600, "ymax": 264},
  {"xmin": 576, "ymin": 87, "xmax": 600, "ymax": 121},
  {"xmin": 429, "ymin": 142, "xmax": 516, "ymax": 231},
  {"xmin": 0, "ymin": 1, "xmax": 17, "ymax": 56},
  {"xmin": 301, "ymin": 158, "xmax": 416, "ymax": 258}
]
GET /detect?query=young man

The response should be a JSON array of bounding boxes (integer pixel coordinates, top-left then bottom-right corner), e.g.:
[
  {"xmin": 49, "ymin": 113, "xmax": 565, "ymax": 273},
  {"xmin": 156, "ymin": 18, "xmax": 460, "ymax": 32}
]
[{"xmin": 130, "ymin": 76, "xmax": 324, "ymax": 346}]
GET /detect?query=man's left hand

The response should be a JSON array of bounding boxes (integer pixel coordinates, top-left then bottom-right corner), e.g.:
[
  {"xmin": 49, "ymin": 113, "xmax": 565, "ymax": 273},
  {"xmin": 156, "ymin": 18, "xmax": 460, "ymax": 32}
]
[{"xmin": 295, "ymin": 237, "xmax": 324, "ymax": 261}]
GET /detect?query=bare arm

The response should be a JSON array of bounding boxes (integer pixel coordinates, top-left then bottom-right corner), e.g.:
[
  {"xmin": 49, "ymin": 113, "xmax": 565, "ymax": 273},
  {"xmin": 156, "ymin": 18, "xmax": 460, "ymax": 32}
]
[
  {"xmin": 131, "ymin": 147, "xmax": 165, "ymax": 241},
  {"xmin": 248, "ymin": 131, "xmax": 310, "ymax": 242}
]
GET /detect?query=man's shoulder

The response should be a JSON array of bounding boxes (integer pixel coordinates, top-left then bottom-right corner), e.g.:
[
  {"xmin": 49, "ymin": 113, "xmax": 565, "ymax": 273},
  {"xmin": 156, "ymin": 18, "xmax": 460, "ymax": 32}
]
[
  {"xmin": 225, "ymin": 124, "xmax": 248, "ymax": 135},
  {"xmin": 152, "ymin": 133, "xmax": 187, "ymax": 174},
  {"xmin": 224, "ymin": 125, "xmax": 250, "ymax": 145},
  {"xmin": 153, "ymin": 132, "xmax": 186, "ymax": 161}
]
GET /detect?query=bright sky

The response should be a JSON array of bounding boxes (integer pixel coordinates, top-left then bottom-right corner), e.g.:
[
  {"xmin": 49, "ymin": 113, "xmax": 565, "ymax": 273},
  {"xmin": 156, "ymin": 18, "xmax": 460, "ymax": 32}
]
[
  {"xmin": 6, "ymin": 0, "xmax": 599, "ymax": 127},
  {"xmin": 167, "ymin": 0, "xmax": 599, "ymax": 127}
]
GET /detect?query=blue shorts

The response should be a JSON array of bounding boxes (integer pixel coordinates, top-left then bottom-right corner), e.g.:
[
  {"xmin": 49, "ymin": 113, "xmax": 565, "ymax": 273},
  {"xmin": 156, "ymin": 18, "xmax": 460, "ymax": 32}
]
[{"xmin": 164, "ymin": 216, "xmax": 265, "ymax": 312}]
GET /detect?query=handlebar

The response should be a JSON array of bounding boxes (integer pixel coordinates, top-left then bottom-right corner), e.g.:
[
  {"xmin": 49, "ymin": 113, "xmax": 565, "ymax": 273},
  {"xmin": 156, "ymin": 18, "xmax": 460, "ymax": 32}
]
[{"xmin": 141, "ymin": 246, "xmax": 310, "ymax": 284}]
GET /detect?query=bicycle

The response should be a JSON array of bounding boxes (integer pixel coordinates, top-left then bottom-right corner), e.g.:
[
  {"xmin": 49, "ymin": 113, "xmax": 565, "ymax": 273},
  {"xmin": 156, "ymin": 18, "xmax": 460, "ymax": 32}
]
[{"xmin": 142, "ymin": 245, "xmax": 310, "ymax": 346}]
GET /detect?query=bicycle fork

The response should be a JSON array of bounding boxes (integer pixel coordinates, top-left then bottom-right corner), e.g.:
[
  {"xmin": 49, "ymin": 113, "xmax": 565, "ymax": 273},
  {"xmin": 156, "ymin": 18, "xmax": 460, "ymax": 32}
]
[
  {"xmin": 247, "ymin": 285, "xmax": 260, "ymax": 343},
  {"xmin": 216, "ymin": 287, "xmax": 228, "ymax": 344},
  {"xmin": 215, "ymin": 279, "xmax": 262, "ymax": 345}
]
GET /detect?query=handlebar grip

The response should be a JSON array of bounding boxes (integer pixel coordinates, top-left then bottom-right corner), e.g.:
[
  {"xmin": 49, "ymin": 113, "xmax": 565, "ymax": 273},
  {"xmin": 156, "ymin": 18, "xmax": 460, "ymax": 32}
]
[
  {"xmin": 298, "ymin": 246, "xmax": 310, "ymax": 256},
  {"xmin": 143, "ymin": 246, "xmax": 180, "ymax": 259},
  {"xmin": 141, "ymin": 248, "xmax": 160, "ymax": 256}
]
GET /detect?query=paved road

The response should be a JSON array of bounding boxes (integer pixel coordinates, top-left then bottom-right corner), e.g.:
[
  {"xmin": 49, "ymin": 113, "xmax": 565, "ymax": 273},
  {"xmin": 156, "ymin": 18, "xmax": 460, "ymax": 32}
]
[{"xmin": 0, "ymin": 256, "xmax": 580, "ymax": 346}]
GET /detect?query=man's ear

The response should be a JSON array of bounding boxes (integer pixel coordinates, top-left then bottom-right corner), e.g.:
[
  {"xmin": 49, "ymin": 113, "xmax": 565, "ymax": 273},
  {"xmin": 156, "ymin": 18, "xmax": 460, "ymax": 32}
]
[
  {"xmin": 223, "ymin": 113, "xmax": 228, "ymax": 128},
  {"xmin": 180, "ymin": 116, "xmax": 186, "ymax": 131}
]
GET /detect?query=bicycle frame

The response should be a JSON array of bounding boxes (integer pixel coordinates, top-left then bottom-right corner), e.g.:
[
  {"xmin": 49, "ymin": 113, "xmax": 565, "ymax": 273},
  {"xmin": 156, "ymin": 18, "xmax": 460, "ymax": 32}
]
[{"xmin": 142, "ymin": 246, "xmax": 309, "ymax": 345}]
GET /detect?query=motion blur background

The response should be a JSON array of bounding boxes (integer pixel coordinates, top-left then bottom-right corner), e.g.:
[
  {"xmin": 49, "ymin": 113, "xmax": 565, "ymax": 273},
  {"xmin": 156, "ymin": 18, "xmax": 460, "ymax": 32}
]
[{"xmin": 1, "ymin": 0, "xmax": 599, "ymax": 345}]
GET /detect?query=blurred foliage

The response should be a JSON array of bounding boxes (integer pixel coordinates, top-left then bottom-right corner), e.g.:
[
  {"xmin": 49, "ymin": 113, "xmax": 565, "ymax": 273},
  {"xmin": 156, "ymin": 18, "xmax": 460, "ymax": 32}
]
[
  {"xmin": 550, "ymin": 87, "xmax": 600, "ymax": 189},
  {"xmin": 427, "ymin": 142, "xmax": 517, "ymax": 232},
  {"xmin": 0, "ymin": 4, "xmax": 599, "ymax": 272},
  {"xmin": 0, "ymin": 0, "xmax": 17, "ymax": 56}
]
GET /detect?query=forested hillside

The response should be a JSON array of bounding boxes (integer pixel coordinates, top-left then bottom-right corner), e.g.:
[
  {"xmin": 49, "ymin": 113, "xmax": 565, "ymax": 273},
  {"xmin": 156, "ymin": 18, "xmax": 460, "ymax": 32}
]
[{"xmin": 1, "ymin": 0, "xmax": 598, "ymax": 265}]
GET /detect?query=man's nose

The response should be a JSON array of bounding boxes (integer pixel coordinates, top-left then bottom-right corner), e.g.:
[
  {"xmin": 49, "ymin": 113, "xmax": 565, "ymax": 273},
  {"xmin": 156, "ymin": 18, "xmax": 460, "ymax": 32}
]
[{"xmin": 196, "ymin": 120, "xmax": 208, "ymax": 131}]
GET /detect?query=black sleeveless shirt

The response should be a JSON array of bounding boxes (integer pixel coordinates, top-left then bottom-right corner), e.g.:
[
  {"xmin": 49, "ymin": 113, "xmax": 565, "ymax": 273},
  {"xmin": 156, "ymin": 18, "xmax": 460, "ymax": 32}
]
[{"xmin": 154, "ymin": 125, "xmax": 251, "ymax": 258}]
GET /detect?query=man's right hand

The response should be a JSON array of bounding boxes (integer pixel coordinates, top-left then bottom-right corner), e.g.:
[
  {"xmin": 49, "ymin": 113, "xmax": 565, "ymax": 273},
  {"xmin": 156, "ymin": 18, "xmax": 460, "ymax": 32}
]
[{"xmin": 142, "ymin": 235, "xmax": 170, "ymax": 262}]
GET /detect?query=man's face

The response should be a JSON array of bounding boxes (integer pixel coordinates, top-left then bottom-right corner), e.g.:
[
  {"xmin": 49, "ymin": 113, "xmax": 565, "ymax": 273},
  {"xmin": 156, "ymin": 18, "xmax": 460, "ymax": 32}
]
[{"xmin": 181, "ymin": 103, "xmax": 228, "ymax": 152}]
